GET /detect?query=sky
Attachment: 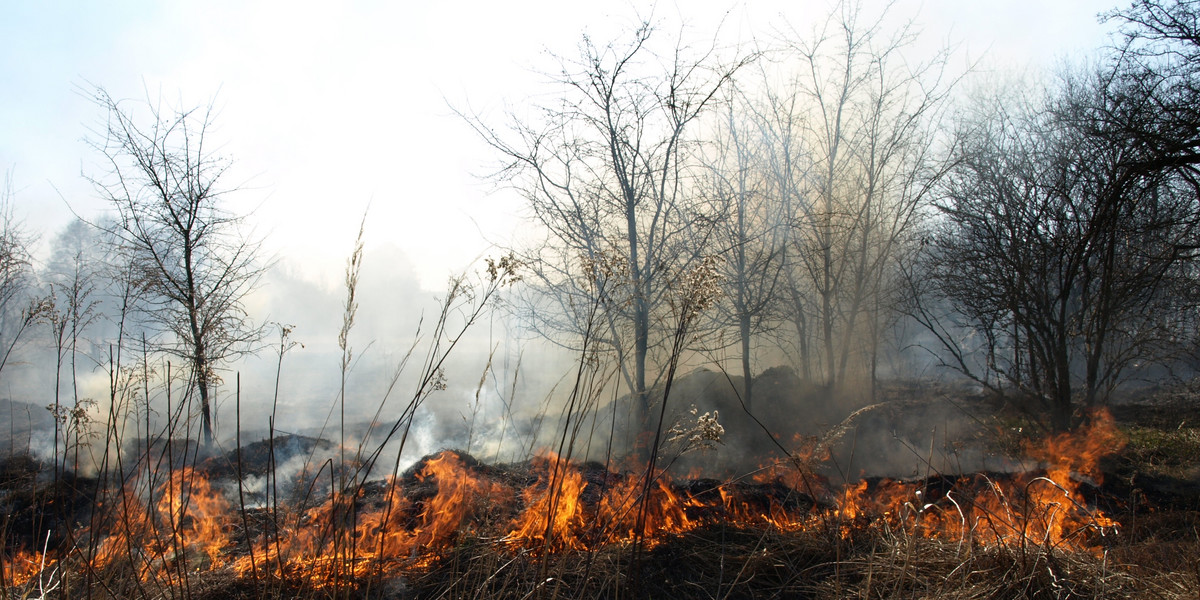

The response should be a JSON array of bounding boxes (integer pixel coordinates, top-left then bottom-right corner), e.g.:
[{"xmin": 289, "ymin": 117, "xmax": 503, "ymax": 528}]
[{"xmin": 2, "ymin": 0, "xmax": 1118, "ymax": 293}]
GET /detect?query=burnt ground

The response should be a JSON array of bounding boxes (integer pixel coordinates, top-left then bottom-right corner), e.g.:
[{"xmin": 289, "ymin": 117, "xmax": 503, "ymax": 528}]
[{"xmin": 2, "ymin": 374, "xmax": 1199, "ymax": 598}]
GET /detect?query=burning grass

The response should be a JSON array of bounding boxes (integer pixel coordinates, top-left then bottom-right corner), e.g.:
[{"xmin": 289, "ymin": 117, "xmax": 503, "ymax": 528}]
[{"xmin": 4, "ymin": 407, "xmax": 1196, "ymax": 599}]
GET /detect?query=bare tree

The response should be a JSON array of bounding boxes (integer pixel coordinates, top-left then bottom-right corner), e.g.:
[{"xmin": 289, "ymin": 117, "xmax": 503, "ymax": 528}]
[
  {"xmin": 45, "ymin": 220, "xmax": 102, "ymax": 475},
  {"xmin": 765, "ymin": 2, "xmax": 952, "ymax": 391},
  {"xmin": 909, "ymin": 0, "xmax": 1200, "ymax": 431},
  {"xmin": 700, "ymin": 98, "xmax": 788, "ymax": 410},
  {"xmin": 0, "ymin": 171, "xmax": 44, "ymax": 382},
  {"xmin": 1102, "ymin": 0, "xmax": 1200, "ymax": 175},
  {"xmin": 913, "ymin": 71, "xmax": 1200, "ymax": 431},
  {"xmin": 750, "ymin": 76, "xmax": 818, "ymax": 380},
  {"xmin": 87, "ymin": 89, "xmax": 266, "ymax": 446},
  {"xmin": 466, "ymin": 22, "xmax": 750, "ymax": 428}
]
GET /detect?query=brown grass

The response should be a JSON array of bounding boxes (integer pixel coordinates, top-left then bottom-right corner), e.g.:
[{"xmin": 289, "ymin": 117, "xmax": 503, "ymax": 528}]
[{"xmin": 401, "ymin": 523, "xmax": 1197, "ymax": 600}]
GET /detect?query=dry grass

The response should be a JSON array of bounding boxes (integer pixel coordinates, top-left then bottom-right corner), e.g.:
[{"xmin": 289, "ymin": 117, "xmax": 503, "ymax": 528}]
[
  {"xmin": 5, "ymin": 370, "xmax": 1200, "ymax": 599},
  {"xmin": 3, "ymin": 449, "xmax": 1199, "ymax": 600},
  {"xmin": 401, "ymin": 523, "xmax": 1198, "ymax": 600}
]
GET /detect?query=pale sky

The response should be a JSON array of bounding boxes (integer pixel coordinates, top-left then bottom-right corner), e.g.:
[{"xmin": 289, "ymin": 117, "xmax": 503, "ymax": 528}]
[{"xmin": 1, "ymin": 0, "xmax": 1117, "ymax": 292}]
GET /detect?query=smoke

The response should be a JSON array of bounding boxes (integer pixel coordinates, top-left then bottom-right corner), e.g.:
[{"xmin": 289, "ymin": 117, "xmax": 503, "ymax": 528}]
[
  {"xmin": 1, "ymin": 231, "xmax": 1024, "ymax": 488},
  {"xmin": 2, "ymin": 399, "xmax": 55, "ymax": 461},
  {"xmin": 218, "ymin": 242, "xmax": 574, "ymax": 472},
  {"xmin": 524, "ymin": 363, "xmax": 1022, "ymax": 483}
]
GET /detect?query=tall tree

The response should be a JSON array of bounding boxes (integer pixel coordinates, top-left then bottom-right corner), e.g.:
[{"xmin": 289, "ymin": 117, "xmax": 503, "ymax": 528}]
[
  {"xmin": 467, "ymin": 23, "xmax": 749, "ymax": 426},
  {"xmin": 87, "ymin": 89, "xmax": 266, "ymax": 446},
  {"xmin": 768, "ymin": 2, "xmax": 951, "ymax": 390},
  {"xmin": 701, "ymin": 98, "xmax": 788, "ymax": 410},
  {"xmin": 913, "ymin": 72, "xmax": 1200, "ymax": 430}
]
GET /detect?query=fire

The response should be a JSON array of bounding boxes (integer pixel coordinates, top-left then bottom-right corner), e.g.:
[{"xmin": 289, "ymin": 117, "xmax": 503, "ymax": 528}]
[
  {"xmin": 230, "ymin": 449, "xmax": 510, "ymax": 586},
  {"xmin": 88, "ymin": 466, "xmax": 234, "ymax": 580},
  {"xmin": 507, "ymin": 453, "xmax": 591, "ymax": 551},
  {"xmin": 595, "ymin": 471, "xmax": 697, "ymax": 544},
  {"xmin": 416, "ymin": 451, "xmax": 509, "ymax": 545},
  {"xmin": 2, "ymin": 550, "xmax": 53, "ymax": 588},
  {"xmin": 828, "ymin": 410, "xmax": 1124, "ymax": 551},
  {"xmin": 157, "ymin": 467, "xmax": 234, "ymax": 568},
  {"xmin": 0, "ymin": 414, "xmax": 1126, "ymax": 591}
]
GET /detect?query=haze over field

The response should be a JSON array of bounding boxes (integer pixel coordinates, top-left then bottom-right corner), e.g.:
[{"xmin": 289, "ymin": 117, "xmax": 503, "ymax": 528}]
[{"xmin": 0, "ymin": 0, "xmax": 1125, "ymax": 463}]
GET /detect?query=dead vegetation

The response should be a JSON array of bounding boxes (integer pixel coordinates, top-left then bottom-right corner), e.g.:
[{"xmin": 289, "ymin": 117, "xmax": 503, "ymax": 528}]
[{"xmin": 2, "ymin": 388, "xmax": 1199, "ymax": 600}]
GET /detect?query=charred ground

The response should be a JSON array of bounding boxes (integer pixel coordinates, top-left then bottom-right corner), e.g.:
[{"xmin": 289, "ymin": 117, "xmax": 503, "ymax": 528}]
[{"xmin": 1, "ymin": 372, "xmax": 1198, "ymax": 599}]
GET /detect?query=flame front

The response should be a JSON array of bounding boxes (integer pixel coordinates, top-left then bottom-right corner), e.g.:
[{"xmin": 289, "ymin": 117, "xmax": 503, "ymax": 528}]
[
  {"xmin": 830, "ymin": 411, "xmax": 1124, "ymax": 551},
  {"xmin": 1, "ymin": 416, "xmax": 1126, "ymax": 591},
  {"xmin": 2, "ymin": 550, "xmax": 53, "ymax": 588}
]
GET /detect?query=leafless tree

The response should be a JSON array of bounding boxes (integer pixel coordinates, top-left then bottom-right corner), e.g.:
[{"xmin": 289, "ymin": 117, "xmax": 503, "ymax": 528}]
[
  {"xmin": 1089, "ymin": 0, "xmax": 1200, "ymax": 237},
  {"xmin": 699, "ymin": 98, "xmax": 788, "ymax": 410},
  {"xmin": 764, "ymin": 2, "xmax": 952, "ymax": 392},
  {"xmin": 746, "ymin": 75, "xmax": 818, "ymax": 380},
  {"xmin": 0, "ymin": 171, "xmax": 45, "ymax": 382},
  {"xmin": 912, "ymin": 70, "xmax": 1200, "ymax": 431},
  {"xmin": 908, "ymin": 1, "xmax": 1200, "ymax": 431},
  {"xmin": 466, "ymin": 22, "xmax": 750, "ymax": 428},
  {"xmin": 45, "ymin": 220, "xmax": 103, "ymax": 475},
  {"xmin": 87, "ymin": 89, "xmax": 266, "ymax": 446}
]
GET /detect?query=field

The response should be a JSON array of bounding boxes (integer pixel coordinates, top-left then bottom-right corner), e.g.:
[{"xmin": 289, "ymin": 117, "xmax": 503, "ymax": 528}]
[{"xmin": 2, "ymin": 375, "xmax": 1198, "ymax": 600}]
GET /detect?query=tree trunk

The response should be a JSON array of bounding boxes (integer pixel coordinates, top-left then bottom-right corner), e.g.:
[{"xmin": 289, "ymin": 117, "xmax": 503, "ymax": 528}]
[
  {"xmin": 1052, "ymin": 342, "xmax": 1073, "ymax": 432},
  {"xmin": 634, "ymin": 300, "xmax": 649, "ymax": 428},
  {"xmin": 197, "ymin": 352, "xmax": 214, "ymax": 446},
  {"xmin": 740, "ymin": 311, "xmax": 753, "ymax": 412},
  {"xmin": 822, "ymin": 274, "xmax": 835, "ymax": 388},
  {"xmin": 787, "ymin": 270, "xmax": 811, "ymax": 380},
  {"xmin": 795, "ymin": 310, "xmax": 810, "ymax": 380}
]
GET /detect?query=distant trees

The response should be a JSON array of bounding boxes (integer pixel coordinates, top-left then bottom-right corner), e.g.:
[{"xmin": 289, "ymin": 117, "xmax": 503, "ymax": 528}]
[
  {"xmin": 913, "ymin": 68, "xmax": 1200, "ymax": 431},
  {"xmin": 0, "ymin": 173, "xmax": 41, "ymax": 381},
  {"xmin": 88, "ymin": 89, "xmax": 266, "ymax": 446},
  {"xmin": 906, "ymin": 0, "xmax": 1200, "ymax": 431},
  {"xmin": 466, "ymin": 0, "xmax": 1200, "ymax": 436},
  {"xmin": 701, "ymin": 100, "xmax": 787, "ymax": 411},
  {"xmin": 468, "ymin": 23, "xmax": 749, "ymax": 427},
  {"xmin": 778, "ymin": 4, "xmax": 950, "ymax": 392},
  {"xmin": 695, "ymin": 3, "xmax": 951, "ymax": 403},
  {"xmin": 471, "ymin": 4, "xmax": 961, "ymax": 425}
]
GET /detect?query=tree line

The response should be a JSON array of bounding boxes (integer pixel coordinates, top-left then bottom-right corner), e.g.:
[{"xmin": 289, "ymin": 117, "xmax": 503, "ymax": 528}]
[
  {"xmin": 2, "ymin": 0, "xmax": 1198, "ymax": 457},
  {"xmin": 1, "ymin": 90, "xmax": 265, "ymax": 460},
  {"xmin": 469, "ymin": 0, "xmax": 1200, "ymax": 432}
]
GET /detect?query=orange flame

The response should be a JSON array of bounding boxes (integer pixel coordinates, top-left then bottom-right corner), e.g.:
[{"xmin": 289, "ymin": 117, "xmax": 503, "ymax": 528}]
[
  {"xmin": 230, "ymin": 450, "xmax": 511, "ymax": 586},
  {"xmin": 2, "ymin": 549, "xmax": 54, "ymax": 588},
  {"xmin": 827, "ymin": 410, "xmax": 1124, "ymax": 551},
  {"xmin": 86, "ymin": 466, "xmax": 234, "ymax": 580},
  {"xmin": 1, "ymin": 414, "xmax": 1127, "ymax": 589}
]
